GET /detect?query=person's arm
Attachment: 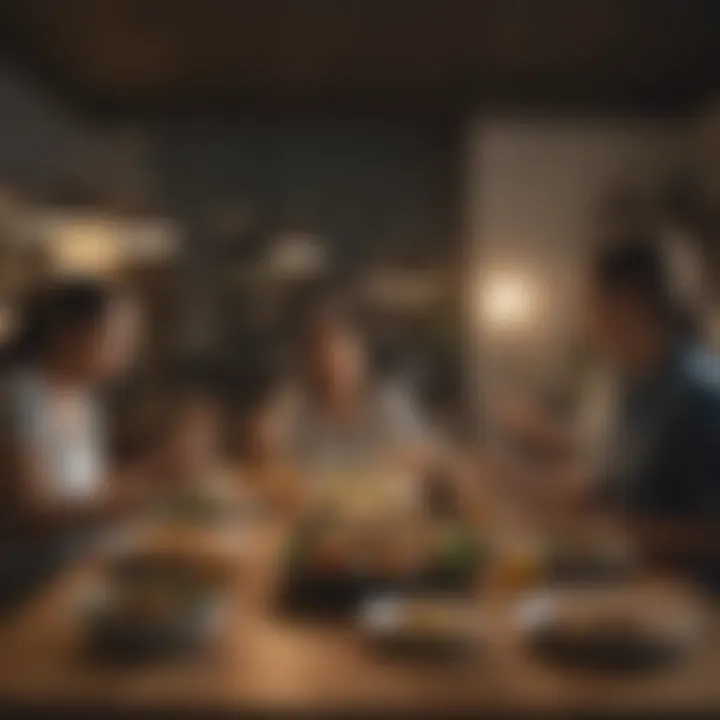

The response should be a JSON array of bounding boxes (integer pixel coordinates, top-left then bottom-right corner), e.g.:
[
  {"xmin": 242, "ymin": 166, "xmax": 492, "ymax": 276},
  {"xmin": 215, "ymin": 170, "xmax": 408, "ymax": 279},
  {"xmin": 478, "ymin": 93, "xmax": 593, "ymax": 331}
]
[
  {"xmin": 0, "ymin": 386, "xmax": 155, "ymax": 536},
  {"xmin": 0, "ymin": 435, "xmax": 150, "ymax": 539},
  {"xmin": 382, "ymin": 384, "xmax": 485, "ymax": 518},
  {"xmin": 491, "ymin": 394, "xmax": 580, "ymax": 457}
]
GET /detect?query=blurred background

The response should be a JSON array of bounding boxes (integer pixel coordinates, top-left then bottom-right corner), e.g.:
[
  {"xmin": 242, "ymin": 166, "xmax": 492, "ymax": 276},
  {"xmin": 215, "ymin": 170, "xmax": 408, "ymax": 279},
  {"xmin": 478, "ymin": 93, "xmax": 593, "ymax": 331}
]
[
  {"xmin": 0, "ymin": 3, "xmax": 719, "ymax": 714},
  {"xmin": 0, "ymin": 0, "xmax": 717, "ymax": 433}
]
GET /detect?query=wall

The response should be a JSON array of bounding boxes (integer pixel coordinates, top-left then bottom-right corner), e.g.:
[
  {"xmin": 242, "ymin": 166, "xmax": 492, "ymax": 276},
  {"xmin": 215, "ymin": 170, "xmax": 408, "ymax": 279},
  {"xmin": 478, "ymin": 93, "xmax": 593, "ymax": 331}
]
[
  {"xmin": 146, "ymin": 118, "xmax": 461, "ymax": 358},
  {"xmin": 0, "ymin": 70, "xmax": 462, "ymax": 393},
  {"xmin": 150, "ymin": 118, "xmax": 458, "ymax": 266},
  {"xmin": 0, "ymin": 65, "xmax": 156, "ymax": 202},
  {"xmin": 0, "ymin": 67, "xmax": 93, "ymax": 189},
  {"xmin": 1, "ymin": 65, "xmax": 698, "ymax": 404},
  {"xmin": 465, "ymin": 118, "xmax": 688, "ymax": 405}
]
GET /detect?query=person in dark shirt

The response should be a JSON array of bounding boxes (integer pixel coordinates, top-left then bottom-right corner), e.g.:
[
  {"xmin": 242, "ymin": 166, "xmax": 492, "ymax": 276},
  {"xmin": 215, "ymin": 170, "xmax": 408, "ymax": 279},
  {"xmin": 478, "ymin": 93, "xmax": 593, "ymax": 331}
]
[{"xmin": 585, "ymin": 236, "xmax": 720, "ymax": 579}]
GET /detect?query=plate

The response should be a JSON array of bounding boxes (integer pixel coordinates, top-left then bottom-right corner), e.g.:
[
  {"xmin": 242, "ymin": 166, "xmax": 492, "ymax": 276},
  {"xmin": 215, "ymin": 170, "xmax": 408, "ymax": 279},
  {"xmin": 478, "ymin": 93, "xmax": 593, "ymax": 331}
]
[
  {"xmin": 81, "ymin": 584, "xmax": 226, "ymax": 662},
  {"xmin": 516, "ymin": 587, "xmax": 701, "ymax": 671},
  {"xmin": 358, "ymin": 595, "xmax": 481, "ymax": 660}
]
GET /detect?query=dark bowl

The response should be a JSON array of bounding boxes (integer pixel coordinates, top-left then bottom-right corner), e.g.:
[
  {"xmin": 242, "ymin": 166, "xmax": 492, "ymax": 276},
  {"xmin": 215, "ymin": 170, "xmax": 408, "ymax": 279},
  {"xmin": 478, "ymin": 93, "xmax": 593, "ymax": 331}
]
[
  {"xmin": 528, "ymin": 624, "xmax": 689, "ymax": 672},
  {"xmin": 83, "ymin": 595, "xmax": 222, "ymax": 663}
]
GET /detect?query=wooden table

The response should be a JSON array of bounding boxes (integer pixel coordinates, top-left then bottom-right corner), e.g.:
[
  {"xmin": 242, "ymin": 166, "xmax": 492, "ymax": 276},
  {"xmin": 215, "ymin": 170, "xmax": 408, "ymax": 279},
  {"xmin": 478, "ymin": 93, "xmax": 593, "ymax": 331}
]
[{"xmin": 0, "ymin": 522, "xmax": 718, "ymax": 716}]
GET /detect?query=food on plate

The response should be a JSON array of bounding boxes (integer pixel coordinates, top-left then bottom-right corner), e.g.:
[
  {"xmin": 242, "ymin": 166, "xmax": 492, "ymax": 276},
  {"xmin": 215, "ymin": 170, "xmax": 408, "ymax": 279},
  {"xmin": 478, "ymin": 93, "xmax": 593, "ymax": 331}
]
[
  {"xmin": 283, "ymin": 507, "xmax": 485, "ymax": 590},
  {"xmin": 434, "ymin": 524, "xmax": 483, "ymax": 575}
]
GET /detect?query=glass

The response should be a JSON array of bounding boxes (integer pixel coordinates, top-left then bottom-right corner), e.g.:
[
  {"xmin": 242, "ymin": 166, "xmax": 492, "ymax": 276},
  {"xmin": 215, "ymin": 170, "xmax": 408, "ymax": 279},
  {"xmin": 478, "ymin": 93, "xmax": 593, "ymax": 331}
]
[{"xmin": 487, "ymin": 535, "xmax": 544, "ymax": 593}]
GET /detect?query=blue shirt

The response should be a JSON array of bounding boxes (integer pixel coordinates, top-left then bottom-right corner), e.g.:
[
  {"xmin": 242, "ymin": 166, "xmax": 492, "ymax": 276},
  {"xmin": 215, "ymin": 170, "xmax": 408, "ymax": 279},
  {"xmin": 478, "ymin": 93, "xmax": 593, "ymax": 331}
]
[{"xmin": 607, "ymin": 344, "xmax": 720, "ymax": 520}]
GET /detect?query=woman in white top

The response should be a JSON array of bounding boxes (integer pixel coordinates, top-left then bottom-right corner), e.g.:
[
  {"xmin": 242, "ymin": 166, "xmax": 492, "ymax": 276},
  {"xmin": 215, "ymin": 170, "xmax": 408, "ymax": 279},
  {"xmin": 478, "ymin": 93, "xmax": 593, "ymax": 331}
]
[
  {"xmin": 282, "ymin": 298, "xmax": 478, "ymax": 518},
  {"xmin": 287, "ymin": 301, "xmax": 429, "ymax": 477},
  {"xmin": 0, "ymin": 280, "xmax": 142, "ymax": 603}
]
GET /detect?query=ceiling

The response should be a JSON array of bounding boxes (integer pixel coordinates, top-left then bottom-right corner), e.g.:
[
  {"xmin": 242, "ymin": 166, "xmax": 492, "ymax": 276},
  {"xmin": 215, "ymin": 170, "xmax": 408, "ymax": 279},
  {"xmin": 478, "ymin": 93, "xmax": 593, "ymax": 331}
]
[{"xmin": 0, "ymin": 0, "xmax": 718, "ymax": 115}]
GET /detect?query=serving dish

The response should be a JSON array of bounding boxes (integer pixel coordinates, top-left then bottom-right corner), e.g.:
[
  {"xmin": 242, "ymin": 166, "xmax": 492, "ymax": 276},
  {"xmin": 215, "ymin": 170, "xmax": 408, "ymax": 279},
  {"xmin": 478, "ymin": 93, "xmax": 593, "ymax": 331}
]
[
  {"xmin": 81, "ymin": 568, "xmax": 226, "ymax": 662},
  {"xmin": 279, "ymin": 513, "xmax": 485, "ymax": 615},
  {"xmin": 516, "ymin": 587, "xmax": 701, "ymax": 671}
]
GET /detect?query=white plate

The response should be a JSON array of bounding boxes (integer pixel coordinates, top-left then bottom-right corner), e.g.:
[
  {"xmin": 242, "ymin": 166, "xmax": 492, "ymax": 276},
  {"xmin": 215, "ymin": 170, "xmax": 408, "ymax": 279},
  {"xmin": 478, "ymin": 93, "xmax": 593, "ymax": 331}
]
[{"xmin": 359, "ymin": 595, "xmax": 481, "ymax": 645}]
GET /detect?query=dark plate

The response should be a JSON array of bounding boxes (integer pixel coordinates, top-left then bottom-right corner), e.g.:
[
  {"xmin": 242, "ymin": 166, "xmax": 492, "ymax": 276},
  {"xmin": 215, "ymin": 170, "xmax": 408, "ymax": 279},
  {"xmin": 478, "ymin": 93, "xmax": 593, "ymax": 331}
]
[
  {"xmin": 518, "ymin": 591, "xmax": 698, "ymax": 673},
  {"xmin": 278, "ymin": 570, "xmax": 411, "ymax": 616},
  {"xmin": 368, "ymin": 634, "xmax": 478, "ymax": 663},
  {"xmin": 280, "ymin": 521, "xmax": 484, "ymax": 616},
  {"xmin": 84, "ymin": 597, "xmax": 222, "ymax": 663},
  {"xmin": 278, "ymin": 565, "xmax": 478, "ymax": 616},
  {"xmin": 528, "ymin": 625, "xmax": 688, "ymax": 672}
]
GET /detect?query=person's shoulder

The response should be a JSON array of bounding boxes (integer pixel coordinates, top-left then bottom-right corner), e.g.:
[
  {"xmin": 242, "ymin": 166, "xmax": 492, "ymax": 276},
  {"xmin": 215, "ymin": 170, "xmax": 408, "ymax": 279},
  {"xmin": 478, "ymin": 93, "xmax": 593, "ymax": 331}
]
[
  {"xmin": 683, "ymin": 348, "xmax": 720, "ymax": 395},
  {"xmin": 679, "ymin": 348, "xmax": 720, "ymax": 428}
]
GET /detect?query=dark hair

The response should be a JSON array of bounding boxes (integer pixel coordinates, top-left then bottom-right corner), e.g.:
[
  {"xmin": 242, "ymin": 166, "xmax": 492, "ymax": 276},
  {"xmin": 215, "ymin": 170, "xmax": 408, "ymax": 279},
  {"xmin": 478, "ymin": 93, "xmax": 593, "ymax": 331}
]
[
  {"xmin": 592, "ymin": 236, "xmax": 673, "ymax": 317},
  {"xmin": 12, "ymin": 279, "xmax": 116, "ymax": 363}
]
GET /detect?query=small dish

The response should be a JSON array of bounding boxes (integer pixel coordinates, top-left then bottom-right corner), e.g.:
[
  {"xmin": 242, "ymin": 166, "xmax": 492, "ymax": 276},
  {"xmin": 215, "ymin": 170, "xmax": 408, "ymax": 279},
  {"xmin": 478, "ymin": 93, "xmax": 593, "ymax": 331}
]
[
  {"xmin": 358, "ymin": 595, "xmax": 482, "ymax": 660},
  {"xmin": 79, "ymin": 573, "xmax": 228, "ymax": 662}
]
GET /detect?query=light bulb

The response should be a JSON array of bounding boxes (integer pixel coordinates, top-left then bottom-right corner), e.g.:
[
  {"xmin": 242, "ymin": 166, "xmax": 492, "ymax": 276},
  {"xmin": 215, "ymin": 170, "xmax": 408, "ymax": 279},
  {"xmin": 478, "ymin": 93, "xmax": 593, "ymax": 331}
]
[{"xmin": 479, "ymin": 273, "xmax": 537, "ymax": 330}]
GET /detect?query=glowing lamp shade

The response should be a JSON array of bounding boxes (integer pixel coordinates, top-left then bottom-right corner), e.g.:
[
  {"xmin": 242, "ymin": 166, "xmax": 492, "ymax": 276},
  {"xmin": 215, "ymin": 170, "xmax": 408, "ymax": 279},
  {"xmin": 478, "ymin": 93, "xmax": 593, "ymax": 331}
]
[
  {"xmin": 50, "ymin": 221, "xmax": 122, "ymax": 277},
  {"xmin": 266, "ymin": 232, "xmax": 328, "ymax": 280},
  {"xmin": 478, "ymin": 273, "xmax": 538, "ymax": 331}
]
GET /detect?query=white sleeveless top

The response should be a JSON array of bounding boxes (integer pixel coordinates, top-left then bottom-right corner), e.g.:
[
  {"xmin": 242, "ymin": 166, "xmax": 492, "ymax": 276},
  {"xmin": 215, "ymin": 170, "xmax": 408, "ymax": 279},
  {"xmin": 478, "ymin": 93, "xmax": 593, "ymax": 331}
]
[{"xmin": 6, "ymin": 370, "xmax": 106, "ymax": 504}]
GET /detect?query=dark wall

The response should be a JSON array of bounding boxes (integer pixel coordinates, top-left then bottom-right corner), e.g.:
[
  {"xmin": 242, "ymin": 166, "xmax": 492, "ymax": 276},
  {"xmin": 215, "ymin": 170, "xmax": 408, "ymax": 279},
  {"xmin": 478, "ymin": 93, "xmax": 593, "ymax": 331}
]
[
  {"xmin": 151, "ymin": 118, "xmax": 459, "ymax": 267},
  {"xmin": 0, "ymin": 66, "xmax": 92, "ymax": 189},
  {"xmin": 148, "ymin": 117, "xmax": 463, "ymax": 410}
]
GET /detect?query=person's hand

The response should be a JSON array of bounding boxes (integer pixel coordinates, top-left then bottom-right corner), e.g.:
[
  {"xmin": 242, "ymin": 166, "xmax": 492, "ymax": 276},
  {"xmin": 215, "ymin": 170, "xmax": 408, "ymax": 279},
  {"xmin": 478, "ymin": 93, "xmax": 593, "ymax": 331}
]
[{"xmin": 491, "ymin": 393, "xmax": 576, "ymax": 458}]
